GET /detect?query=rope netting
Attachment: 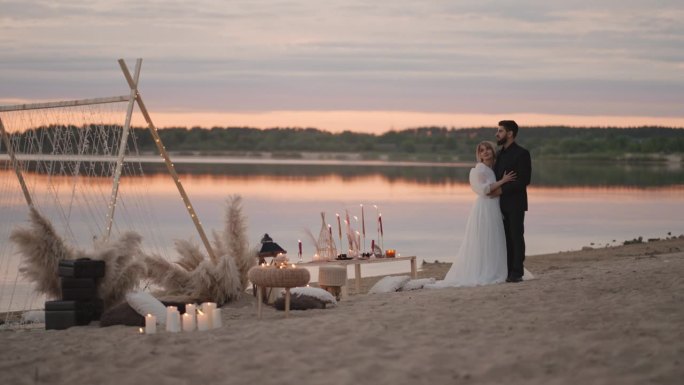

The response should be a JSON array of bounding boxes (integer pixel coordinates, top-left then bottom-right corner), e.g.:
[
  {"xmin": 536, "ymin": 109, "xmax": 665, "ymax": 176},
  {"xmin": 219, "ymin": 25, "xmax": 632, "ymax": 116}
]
[{"xmin": 0, "ymin": 101, "xmax": 174, "ymax": 321}]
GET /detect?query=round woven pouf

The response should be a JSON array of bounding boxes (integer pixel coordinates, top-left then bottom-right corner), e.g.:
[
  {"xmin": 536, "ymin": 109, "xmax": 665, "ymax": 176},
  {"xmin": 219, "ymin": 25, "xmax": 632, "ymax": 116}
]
[
  {"xmin": 318, "ymin": 265, "xmax": 348, "ymax": 300},
  {"xmin": 248, "ymin": 266, "xmax": 310, "ymax": 318}
]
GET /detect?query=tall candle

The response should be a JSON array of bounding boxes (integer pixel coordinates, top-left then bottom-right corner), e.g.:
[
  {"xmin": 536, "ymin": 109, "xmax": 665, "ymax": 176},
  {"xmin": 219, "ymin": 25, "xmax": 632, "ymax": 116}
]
[
  {"xmin": 201, "ymin": 302, "xmax": 216, "ymax": 313},
  {"xmin": 186, "ymin": 304, "xmax": 196, "ymax": 318},
  {"xmin": 379, "ymin": 213, "xmax": 384, "ymax": 251},
  {"xmin": 345, "ymin": 210, "xmax": 351, "ymax": 229},
  {"xmin": 183, "ymin": 304, "xmax": 196, "ymax": 331},
  {"xmin": 145, "ymin": 314, "xmax": 156, "ymax": 334},
  {"xmin": 361, "ymin": 204, "xmax": 365, "ymax": 236},
  {"xmin": 182, "ymin": 312, "xmax": 195, "ymax": 332},
  {"xmin": 374, "ymin": 205, "xmax": 380, "ymax": 246},
  {"xmin": 165, "ymin": 307, "xmax": 181, "ymax": 333},
  {"xmin": 211, "ymin": 308, "xmax": 222, "ymax": 329},
  {"xmin": 298, "ymin": 240, "xmax": 302, "ymax": 260},
  {"xmin": 201, "ymin": 302, "xmax": 216, "ymax": 329},
  {"xmin": 197, "ymin": 310, "xmax": 210, "ymax": 331},
  {"xmin": 344, "ymin": 219, "xmax": 350, "ymax": 249},
  {"xmin": 379, "ymin": 214, "xmax": 384, "ymax": 236}
]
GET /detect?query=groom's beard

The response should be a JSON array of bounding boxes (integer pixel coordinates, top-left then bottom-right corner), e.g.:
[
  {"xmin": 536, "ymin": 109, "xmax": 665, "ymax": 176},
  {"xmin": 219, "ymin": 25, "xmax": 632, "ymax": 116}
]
[{"xmin": 497, "ymin": 137, "xmax": 507, "ymax": 146}]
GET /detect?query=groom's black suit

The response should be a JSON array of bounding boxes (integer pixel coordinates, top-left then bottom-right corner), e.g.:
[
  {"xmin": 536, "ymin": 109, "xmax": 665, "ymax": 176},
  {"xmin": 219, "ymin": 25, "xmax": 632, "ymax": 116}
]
[{"xmin": 494, "ymin": 142, "xmax": 531, "ymax": 279}]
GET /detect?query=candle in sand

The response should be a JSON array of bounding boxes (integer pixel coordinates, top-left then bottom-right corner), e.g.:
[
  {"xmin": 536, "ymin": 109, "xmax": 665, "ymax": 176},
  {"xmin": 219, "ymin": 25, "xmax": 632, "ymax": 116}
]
[
  {"xmin": 211, "ymin": 308, "xmax": 222, "ymax": 329},
  {"xmin": 182, "ymin": 312, "xmax": 195, "ymax": 332},
  {"xmin": 201, "ymin": 302, "xmax": 216, "ymax": 329},
  {"xmin": 197, "ymin": 310, "xmax": 210, "ymax": 331},
  {"xmin": 165, "ymin": 306, "xmax": 181, "ymax": 333},
  {"xmin": 145, "ymin": 314, "xmax": 157, "ymax": 334}
]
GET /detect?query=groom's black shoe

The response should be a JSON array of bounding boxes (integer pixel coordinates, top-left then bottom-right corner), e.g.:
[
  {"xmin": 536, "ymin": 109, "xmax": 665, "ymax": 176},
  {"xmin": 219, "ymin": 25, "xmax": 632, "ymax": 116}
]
[
  {"xmin": 509, "ymin": 276, "xmax": 523, "ymax": 283},
  {"xmin": 505, "ymin": 276, "xmax": 512, "ymax": 283}
]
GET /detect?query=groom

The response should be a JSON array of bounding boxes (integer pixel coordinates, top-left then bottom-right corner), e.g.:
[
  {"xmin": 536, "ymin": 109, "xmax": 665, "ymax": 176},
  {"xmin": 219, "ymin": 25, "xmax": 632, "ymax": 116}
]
[{"xmin": 493, "ymin": 120, "xmax": 531, "ymax": 283}]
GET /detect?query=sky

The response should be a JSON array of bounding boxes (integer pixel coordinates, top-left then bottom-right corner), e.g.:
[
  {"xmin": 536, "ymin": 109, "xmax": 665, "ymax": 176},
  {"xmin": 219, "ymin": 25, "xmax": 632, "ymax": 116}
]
[{"xmin": 1, "ymin": 0, "xmax": 683, "ymax": 133}]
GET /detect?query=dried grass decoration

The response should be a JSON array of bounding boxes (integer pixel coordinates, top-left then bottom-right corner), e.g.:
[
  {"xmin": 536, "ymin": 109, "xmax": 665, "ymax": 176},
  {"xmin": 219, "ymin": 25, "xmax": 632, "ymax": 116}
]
[
  {"xmin": 143, "ymin": 195, "xmax": 256, "ymax": 306},
  {"xmin": 10, "ymin": 208, "xmax": 146, "ymax": 309}
]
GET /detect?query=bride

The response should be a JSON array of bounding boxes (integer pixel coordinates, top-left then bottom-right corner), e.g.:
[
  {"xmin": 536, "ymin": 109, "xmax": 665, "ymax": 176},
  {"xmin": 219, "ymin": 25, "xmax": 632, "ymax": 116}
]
[{"xmin": 428, "ymin": 141, "xmax": 519, "ymax": 288}]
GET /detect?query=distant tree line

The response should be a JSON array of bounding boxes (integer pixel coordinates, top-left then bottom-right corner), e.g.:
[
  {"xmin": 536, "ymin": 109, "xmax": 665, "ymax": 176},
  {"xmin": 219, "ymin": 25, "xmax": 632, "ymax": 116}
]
[
  {"xmin": 133, "ymin": 125, "xmax": 684, "ymax": 160},
  {"xmin": 7, "ymin": 125, "xmax": 684, "ymax": 161}
]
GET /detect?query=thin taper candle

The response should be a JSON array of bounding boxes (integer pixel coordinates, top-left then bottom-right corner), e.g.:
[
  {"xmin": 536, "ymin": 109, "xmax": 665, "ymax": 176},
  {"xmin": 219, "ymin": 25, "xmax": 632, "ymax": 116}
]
[
  {"xmin": 361, "ymin": 204, "xmax": 365, "ymax": 236},
  {"xmin": 361, "ymin": 204, "xmax": 366, "ymax": 252},
  {"xmin": 336, "ymin": 213, "xmax": 343, "ymax": 253}
]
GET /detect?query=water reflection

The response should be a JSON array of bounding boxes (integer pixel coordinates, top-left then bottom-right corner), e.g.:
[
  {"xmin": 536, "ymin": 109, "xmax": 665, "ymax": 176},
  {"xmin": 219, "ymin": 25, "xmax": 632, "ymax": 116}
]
[
  {"xmin": 140, "ymin": 158, "xmax": 684, "ymax": 188},
  {"xmin": 3, "ymin": 156, "xmax": 683, "ymax": 188}
]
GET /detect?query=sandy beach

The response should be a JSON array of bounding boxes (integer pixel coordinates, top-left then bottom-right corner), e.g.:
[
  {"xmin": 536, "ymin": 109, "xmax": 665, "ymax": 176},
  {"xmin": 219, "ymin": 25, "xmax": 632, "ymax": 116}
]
[{"xmin": 1, "ymin": 237, "xmax": 683, "ymax": 385}]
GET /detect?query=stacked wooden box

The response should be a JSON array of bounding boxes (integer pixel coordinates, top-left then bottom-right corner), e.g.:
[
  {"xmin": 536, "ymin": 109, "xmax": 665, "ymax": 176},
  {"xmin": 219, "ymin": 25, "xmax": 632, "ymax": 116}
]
[{"xmin": 45, "ymin": 258, "xmax": 105, "ymax": 330}]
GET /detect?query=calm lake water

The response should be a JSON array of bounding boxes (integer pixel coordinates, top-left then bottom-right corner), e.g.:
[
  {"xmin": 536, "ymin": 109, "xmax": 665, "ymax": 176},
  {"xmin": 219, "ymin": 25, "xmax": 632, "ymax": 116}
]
[{"xmin": 1, "ymin": 157, "xmax": 683, "ymax": 312}]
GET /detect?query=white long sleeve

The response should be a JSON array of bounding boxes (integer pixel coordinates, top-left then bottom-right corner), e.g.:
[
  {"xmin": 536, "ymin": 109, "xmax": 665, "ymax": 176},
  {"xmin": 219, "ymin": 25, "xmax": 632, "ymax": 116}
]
[{"xmin": 469, "ymin": 163, "xmax": 492, "ymax": 196}]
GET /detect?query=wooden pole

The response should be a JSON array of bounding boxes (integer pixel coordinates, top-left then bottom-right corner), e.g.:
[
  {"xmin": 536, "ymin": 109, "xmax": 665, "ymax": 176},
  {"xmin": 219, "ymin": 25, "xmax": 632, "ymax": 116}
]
[
  {"xmin": 354, "ymin": 264, "xmax": 362, "ymax": 293},
  {"xmin": 0, "ymin": 95, "xmax": 130, "ymax": 112},
  {"xmin": 285, "ymin": 288, "xmax": 291, "ymax": 318},
  {"xmin": 257, "ymin": 286, "xmax": 263, "ymax": 319},
  {"xmin": 104, "ymin": 59, "xmax": 142, "ymax": 240},
  {"xmin": 0, "ymin": 118, "xmax": 33, "ymax": 208},
  {"xmin": 117, "ymin": 59, "xmax": 218, "ymax": 264}
]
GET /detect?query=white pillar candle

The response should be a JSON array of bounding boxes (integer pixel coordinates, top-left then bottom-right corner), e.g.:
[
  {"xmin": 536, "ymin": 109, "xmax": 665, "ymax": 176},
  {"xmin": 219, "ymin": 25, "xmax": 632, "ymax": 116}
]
[
  {"xmin": 184, "ymin": 304, "xmax": 196, "ymax": 330},
  {"xmin": 145, "ymin": 314, "xmax": 157, "ymax": 334},
  {"xmin": 166, "ymin": 306, "xmax": 177, "ymax": 319},
  {"xmin": 211, "ymin": 308, "xmax": 222, "ymax": 329},
  {"xmin": 201, "ymin": 302, "xmax": 216, "ymax": 329},
  {"xmin": 201, "ymin": 302, "xmax": 216, "ymax": 314},
  {"xmin": 182, "ymin": 313, "xmax": 195, "ymax": 332},
  {"xmin": 165, "ymin": 306, "xmax": 181, "ymax": 333},
  {"xmin": 197, "ymin": 310, "xmax": 210, "ymax": 331},
  {"xmin": 186, "ymin": 303, "xmax": 196, "ymax": 317}
]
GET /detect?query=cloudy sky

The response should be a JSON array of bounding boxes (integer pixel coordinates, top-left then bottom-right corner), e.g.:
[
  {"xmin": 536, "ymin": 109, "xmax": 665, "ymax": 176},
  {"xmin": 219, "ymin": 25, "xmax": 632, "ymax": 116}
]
[{"xmin": 1, "ymin": 0, "xmax": 683, "ymax": 132}]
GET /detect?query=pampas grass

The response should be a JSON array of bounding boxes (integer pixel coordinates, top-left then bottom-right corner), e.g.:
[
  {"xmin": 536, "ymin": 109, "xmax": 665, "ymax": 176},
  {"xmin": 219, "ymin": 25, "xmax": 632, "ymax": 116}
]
[
  {"xmin": 10, "ymin": 208, "xmax": 146, "ymax": 308},
  {"xmin": 221, "ymin": 196, "xmax": 256, "ymax": 289},
  {"xmin": 144, "ymin": 241, "xmax": 243, "ymax": 306},
  {"xmin": 10, "ymin": 208, "xmax": 74, "ymax": 299},
  {"xmin": 144, "ymin": 195, "xmax": 254, "ymax": 305},
  {"xmin": 93, "ymin": 233, "xmax": 146, "ymax": 308},
  {"xmin": 10, "ymin": 195, "xmax": 254, "ymax": 308}
]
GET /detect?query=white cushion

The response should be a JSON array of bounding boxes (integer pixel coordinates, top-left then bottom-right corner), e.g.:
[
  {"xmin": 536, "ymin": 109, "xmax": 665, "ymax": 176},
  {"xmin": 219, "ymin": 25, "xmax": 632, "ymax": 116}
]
[
  {"xmin": 126, "ymin": 291, "xmax": 167, "ymax": 325},
  {"xmin": 285, "ymin": 286, "xmax": 337, "ymax": 305},
  {"xmin": 368, "ymin": 275, "xmax": 411, "ymax": 294},
  {"xmin": 400, "ymin": 278, "xmax": 436, "ymax": 291}
]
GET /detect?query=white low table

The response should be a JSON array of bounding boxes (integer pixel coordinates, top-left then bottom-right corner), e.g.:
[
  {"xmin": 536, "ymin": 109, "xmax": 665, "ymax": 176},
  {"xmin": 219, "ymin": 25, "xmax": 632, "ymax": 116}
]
[{"xmin": 297, "ymin": 256, "xmax": 417, "ymax": 293}]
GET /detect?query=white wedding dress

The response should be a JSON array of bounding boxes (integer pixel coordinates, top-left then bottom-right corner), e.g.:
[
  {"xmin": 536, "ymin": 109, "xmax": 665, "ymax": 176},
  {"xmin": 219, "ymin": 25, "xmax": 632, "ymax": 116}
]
[{"xmin": 427, "ymin": 162, "xmax": 509, "ymax": 288}]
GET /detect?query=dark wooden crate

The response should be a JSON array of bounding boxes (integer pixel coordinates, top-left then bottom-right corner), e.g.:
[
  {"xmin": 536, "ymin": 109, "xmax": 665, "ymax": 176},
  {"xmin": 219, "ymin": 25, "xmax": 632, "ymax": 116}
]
[{"xmin": 58, "ymin": 259, "xmax": 105, "ymax": 278}]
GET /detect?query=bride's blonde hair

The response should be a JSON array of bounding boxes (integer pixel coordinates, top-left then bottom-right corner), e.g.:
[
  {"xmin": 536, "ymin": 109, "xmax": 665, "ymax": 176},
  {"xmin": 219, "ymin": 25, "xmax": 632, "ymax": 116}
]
[{"xmin": 475, "ymin": 141, "xmax": 497, "ymax": 162}]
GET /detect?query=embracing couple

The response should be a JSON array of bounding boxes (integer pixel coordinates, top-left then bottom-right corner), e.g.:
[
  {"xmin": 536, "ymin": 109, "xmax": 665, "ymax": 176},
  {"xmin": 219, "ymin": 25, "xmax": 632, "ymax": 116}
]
[{"xmin": 429, "ymin": 120, "xmax": 532, "ymax": 288}]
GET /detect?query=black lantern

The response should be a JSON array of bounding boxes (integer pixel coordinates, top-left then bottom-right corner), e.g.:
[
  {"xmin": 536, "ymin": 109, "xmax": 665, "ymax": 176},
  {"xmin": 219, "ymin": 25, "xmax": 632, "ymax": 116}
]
[{"xmin": 258, "ymin": 233, "xmax": 286, "ymax": 265}]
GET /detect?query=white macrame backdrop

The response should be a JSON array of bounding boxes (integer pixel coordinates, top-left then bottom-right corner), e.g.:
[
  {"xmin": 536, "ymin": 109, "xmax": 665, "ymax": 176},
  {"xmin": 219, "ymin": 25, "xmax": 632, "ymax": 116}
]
[{"xmin": 0, "ymin": 103, "xmax": 169, "ymax": 320}]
